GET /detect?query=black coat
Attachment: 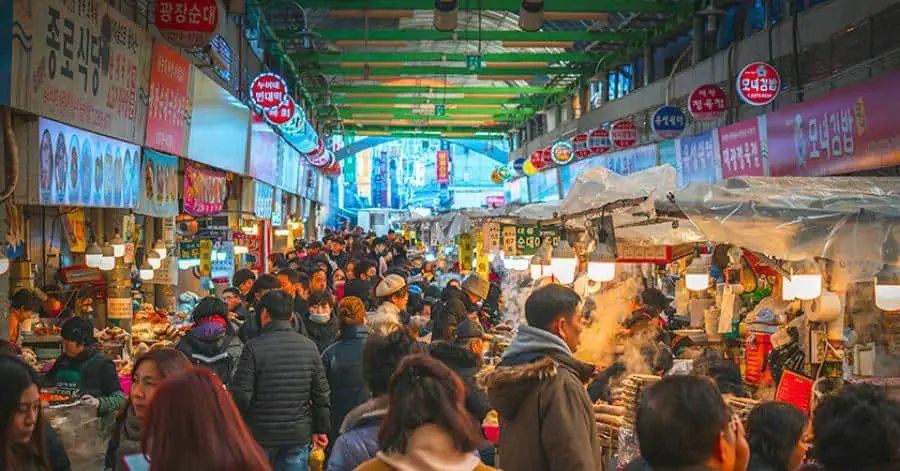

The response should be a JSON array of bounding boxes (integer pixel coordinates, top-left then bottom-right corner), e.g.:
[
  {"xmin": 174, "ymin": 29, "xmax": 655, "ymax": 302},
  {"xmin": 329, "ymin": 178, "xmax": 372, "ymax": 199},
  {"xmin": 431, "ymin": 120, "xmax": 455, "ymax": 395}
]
[
  {"xmin": 301, "ymin": 312, "xmax": 339, "ymax": 354},
  {"xmin": 176, "ymin": 328, "xmax": 243, "ymax": 385},
  {"xmin": 344, "ymin": 279, "xmax": 375, "ymax": 309},
  {"xmin": 321, "ymin": 325, "xmax": 370, "ymax": 440},
  {"xmin": 428, "ymin": 341, "xmax": 490, "ymax": 422},
  {"xmin": 432, "ymin": 287, "xmax": 473, "ymax": 342},
  {"xmin": 230, "ymin": 320, "xmax": 331, "ymax": 447}
]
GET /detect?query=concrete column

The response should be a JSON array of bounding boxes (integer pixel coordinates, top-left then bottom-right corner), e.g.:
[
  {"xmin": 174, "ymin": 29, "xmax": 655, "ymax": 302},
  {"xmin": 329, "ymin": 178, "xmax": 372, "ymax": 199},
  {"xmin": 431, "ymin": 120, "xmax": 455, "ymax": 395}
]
[
  {"xmin": 643, "ymin": 44, "xmax": 654, "ymax": 86},
  {"xmin": 692, "ymin": 14, "xmax": 705, "ymax": 65}
]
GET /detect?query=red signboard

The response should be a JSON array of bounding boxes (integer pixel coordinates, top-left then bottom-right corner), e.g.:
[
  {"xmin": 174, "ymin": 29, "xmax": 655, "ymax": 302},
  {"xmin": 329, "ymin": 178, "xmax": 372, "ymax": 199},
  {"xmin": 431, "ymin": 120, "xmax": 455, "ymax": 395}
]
[
  {"xmin": 610, "ymin": 120, "xmax": 638, "ymax": 149},
  {"xmin": 145, "ymin": 42, "xmax": 191, "ymax": 156},
  {"xmin": 775, "ymin": 370, "xmax": 814, "ymax": 414},
  {"xmin": 540, "ymin": 147, "xmax": 553, "ymax": 167},
  {"xmin": 436, "ymin": 150, "xmax": 450, "ymax": 184},
  {"xmin": 572, "ymin": 134, "xmax": 589, "ymax": 158},
  {"xmin": 766, "ymin": 70, "xmax": 900, "ymax": 177},
  {"xmin": 737, "ymin": 62, "xmax": 781, "ymax": 106},
  {"xmin": 264, "ymin": 96, "xmax": 296, "ymax": 126},
  {"xmin": 250, "ymin": 73, "xmax": 289, "ymax": 111},
  {"xmin": 306, "ymin": 138, "xmax": 330, "ymax": 167},
  {"xmin": 485, "ymin": 195, "xmax": 506, "ymax": 208},
  {"xmin": 689, "ymin": 84, "xmax": 727, "ymax": 120},
  {"xmin": 588, "ymin": 128, "xmax": 611, "ymax": 155},
  {"xmin": 717, "ymin": 117, "xmax": 767, "ymax": 178},
  {"xmin": 551, "ymin": 141, "xmax": 575, "ymax": 165},
  {"xmin": 530, "ymin": 151, "xmax": 546, "ymax": 169},
  {"xmin": 155, "ymin": 0, "xmax": 220, "ymax": 49}
]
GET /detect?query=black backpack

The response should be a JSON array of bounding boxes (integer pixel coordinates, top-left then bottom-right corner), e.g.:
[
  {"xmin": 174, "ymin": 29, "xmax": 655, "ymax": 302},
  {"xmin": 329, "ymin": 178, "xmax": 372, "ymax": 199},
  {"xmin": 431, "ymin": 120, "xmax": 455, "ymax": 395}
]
[
  {"xmin": 430, "ymin": 299, "xmax": 455, "ymax": 342},
  {"xmin": 190, "ymin": 351, "xmax": 235, "ymax": 385}
]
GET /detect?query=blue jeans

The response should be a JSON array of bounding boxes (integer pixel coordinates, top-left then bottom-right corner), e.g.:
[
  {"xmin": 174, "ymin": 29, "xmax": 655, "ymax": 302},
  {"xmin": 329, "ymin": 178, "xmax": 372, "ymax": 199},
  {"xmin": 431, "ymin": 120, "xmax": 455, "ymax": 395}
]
[{"xmin": 266, "ymin": 445, "xmax": 310, "ymax": 471}]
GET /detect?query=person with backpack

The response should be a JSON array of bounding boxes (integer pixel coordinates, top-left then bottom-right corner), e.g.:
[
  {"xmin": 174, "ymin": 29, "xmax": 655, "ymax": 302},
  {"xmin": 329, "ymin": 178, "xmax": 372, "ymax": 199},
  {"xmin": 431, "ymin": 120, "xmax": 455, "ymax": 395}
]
[{"xmin": 176, "ymin": 297, "xmax": 243, "ymax": 386}]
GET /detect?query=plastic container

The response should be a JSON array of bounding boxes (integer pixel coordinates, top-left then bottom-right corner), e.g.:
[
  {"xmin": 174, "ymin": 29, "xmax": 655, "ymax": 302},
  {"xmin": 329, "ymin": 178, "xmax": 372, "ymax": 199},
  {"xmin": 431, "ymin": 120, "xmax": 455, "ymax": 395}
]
[{"xmin": 483, "ymin": 424, "xmax": 500, "ymax": 444}]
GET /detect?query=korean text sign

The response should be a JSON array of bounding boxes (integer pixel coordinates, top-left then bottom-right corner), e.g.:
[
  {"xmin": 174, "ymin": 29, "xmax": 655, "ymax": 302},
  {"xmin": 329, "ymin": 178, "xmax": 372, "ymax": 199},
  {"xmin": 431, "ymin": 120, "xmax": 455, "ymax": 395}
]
[
  {"xmin": 717, "ymin": 116, "xmax": 768, "ymax": 178},
  {"xmin": 155, "ymin": 0, "xmax": 220, "ymax": 49},
  {"xmin": 183, "ymin": 162, "xmax": 227, "ymax": 216},
  {"xmin": 38, "ymin": 118, "xmax": 140, "ymax": 208},
  {"xmin": 766, "ymin": 70, "xmax": 900, "ymax": 177},
  {"xmin": 676, "ymin": 131, "xmax": 722, "ymax": 187},
  {"xmin": 10, "ymin": 0, "xmax": 151, "ymax": 144},
  {"xmin": 145, "ymin": 42, "xmax": 192, "ymax": 156},
  {"xmin": 436, "ymin": 150, "xmax": 450, "ymax": 184},
  {"xmin": 515, "ymin": 227, "xmax": 542, "ymax": 256},
  {"xmin": 138, "ymin": 149, "xmax": 179, "ymax": 217}
]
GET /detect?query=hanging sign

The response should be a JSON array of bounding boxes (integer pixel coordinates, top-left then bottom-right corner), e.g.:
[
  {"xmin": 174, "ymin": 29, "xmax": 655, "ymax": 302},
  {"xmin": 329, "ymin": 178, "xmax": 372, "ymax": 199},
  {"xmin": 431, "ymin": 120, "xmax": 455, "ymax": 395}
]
[
  {"xmin": 512, "ymin": 158, "xmax": 526, "ymax": 175},
  {"xmin": 485, "ymin": 195, "xmax": 506, "ymax": 208},
  {"xmin": 496, "ymin": 166, "xmax": 511, "ymax": 181},
  {"xmin": 145, "ymin": 42, "xmax": 192, "ymax": 156},
  {"xmin": 198, "ymin": 239, "xmax": 213, "ymax": 277},
  {"xmin": 61, "ymin": 209, "xmax": 87, "ymax": 252},
  {"xmin": 676, "ymin": 131, "xmax": 722, "ymax": 187},
  {"xmin": 775, "ymin": 370, "xmax": 814, "ymax": 414},
  {"xmin": 183, "ymin": 163, "xmax": 227, "ymax": 216},
  {"xmin": 458, "ymin": 234, "xmax": 474, "ymax": 273},
  {"xmin": 529, "ymin": 150, "xmax": 546, "ymax": 170},
  {"xmin": 737, "ymin": 62, "xmax": 781, "ymax": 106},
  {"xmin": 717, "ymin": 116, "xmax": 768, "ymax": 178},
  {"xmin": 652, "ymin": 105, "xmax": 687, "ymax": 139},
  {"xmin": 107, "ymin": 298, "xmax": 133, "ymax": 321},
  {"xmin": 264, "ymin": 95, "xmax": 297, "ymax": 126},
  {"xmin": 210, "ymin": 241, "xmax": 235, "ymax": 282},
  {"xmin": 436, "ymin": 150, "xmax": 450, "ymax": 184},
  {"xmin": 179, "ymin": 240, "xmax": 201, "ymax": 261},
  {"xmin": 522, "ymin": 159, "xmax": 538, "ymax": 176},
  {"xmin": 37, "ymin": 118, "xmax": 140, "ymax": 208},
  {"xmin": 249, "ymin": 72, "xmax": 289, "ymax": 112},
  {"xmin": 155, "ymin": 0, "xmax": 221, "ymax": 49},
  {"xmin": 254, "ymin": 182, "xmax": 274, "ymax": 219},
  {"xmin": 610, "ymin": 120, "xmax": 638, "ymax": 149},
  {"xmin": 588, "ymin": 128, "xmax": 612, "ymax": 155},
  {"xmin": 501, "ymin": 225, "xmax": 517, "ymax": 255},
  {"xmin": 482, "ymin": 223, "xmax": 501, "ymax": 253},
  {"xmin": 138, "ymin": 150, "xmax": 179, "ymax": 218},
  {"xmin": 540, "ymin": 147, "xmax": 554, "ymax": 167},
  {"xmin": 551, "ymin": 141, "xmax": 575, "ymax": 165},
  {"xmin": 305, "ymin": 138, "xmax": 330, "ymax": 167},
  {"xmin": 689, "ymin": 84, "xmax": 728, "ymax": 120},
  {"xmin": 490, "ymin": 169, "xmax": 503, "ymax": 184},
  {"xmin": 515, "ymin": 226, "xmax": 542, "ymax": 256},
  {"xmin": 572, "ymin": 134, "xmax": 589, "ymax": 158}
]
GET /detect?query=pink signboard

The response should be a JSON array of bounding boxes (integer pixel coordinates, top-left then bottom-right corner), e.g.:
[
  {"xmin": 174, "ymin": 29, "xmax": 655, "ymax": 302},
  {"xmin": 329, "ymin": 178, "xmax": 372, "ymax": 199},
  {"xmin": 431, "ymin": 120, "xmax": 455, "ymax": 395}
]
[
  {"xmin": 766, "ymin": 70, "xmax": 900, "ymax": 177},
  {"xmin": 717, "ymin": 117, "xmax": 768, "ymax": 178},
  {"xmin": 183, "ymin": 163, "xmax": 227, "ymax": 216}
]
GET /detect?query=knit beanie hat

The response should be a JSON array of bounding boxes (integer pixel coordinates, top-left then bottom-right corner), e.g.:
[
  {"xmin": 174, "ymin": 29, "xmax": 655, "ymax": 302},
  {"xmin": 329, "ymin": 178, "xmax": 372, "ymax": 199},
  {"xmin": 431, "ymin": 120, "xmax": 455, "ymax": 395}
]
[
  {"xmin": 338, "ymin": 296, "xmax": 366, "ymax": 326},
  {"xmin": 375, "ymin": 274, "xmax": 407, "ymax": 298},
  {"xmin": 61, "ymin": 316, "xmax": 96, "ymax": 345}
]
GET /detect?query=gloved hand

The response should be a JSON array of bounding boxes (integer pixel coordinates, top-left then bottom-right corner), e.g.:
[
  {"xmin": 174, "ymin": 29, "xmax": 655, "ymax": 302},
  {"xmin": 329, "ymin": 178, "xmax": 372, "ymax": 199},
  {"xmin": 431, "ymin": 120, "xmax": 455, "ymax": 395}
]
[
  {"xmin": 588, "ymin": 362, "xmax": 626, "ymax": 403},
  {"xmin": 80, "ymin": 394, "xmax": 100, "ymax": 410}
]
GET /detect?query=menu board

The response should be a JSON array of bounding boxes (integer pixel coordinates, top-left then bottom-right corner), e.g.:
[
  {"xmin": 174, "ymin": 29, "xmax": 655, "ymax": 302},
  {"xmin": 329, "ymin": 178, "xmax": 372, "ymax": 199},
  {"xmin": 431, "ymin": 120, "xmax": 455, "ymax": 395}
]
[
  {"xmin": 37, "ymin": 118, "xmax": 140, "ymax": 208},
  {"xmin": 138, "ymin": 149, "xmax": 179, "ymax": 217}
]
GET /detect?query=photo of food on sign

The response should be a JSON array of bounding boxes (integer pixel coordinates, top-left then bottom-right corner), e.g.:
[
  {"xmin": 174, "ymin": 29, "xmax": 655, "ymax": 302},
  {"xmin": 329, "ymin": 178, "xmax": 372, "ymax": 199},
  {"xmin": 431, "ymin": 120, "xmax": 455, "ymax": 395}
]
[
  {"xmin": 40, "ymin": 130, "xmax": 52, "ymax": 193},
  {"xmin": 54, "ymin": 132, "xmax": 66, "ymax": 200},
  {"xmin": 80, "ymin": 139, "xmax": 92, "ymax": 203}
]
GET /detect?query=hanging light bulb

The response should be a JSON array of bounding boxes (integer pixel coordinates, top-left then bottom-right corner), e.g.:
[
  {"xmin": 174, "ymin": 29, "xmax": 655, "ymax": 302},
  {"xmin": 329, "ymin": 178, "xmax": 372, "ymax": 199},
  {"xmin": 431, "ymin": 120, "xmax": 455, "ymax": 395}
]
[
  {"xmin": 234, "ymin": 245, "xmax": 249, "ymax": 255},
  {"xmin": 685, "ymin": 256, "xmax": 710, "ymax": 292},
  {"xmin": 99, "ymin": 245, "xmax": 116, "ymax": 271},
  {"xmin": 529, "ymin": 253, "xmax": 543, "ymax": 279},
  {"xmin": 241, "ymin": 222, "xmax": 258, "ymax": 235},
  {"xmin": 110, "ymin": 232, "xmax": 125, "ymax": 258},
  {"xmin": 139, "ymin": 260, "xmax": 154, "ymax": 281},
  {"xmin": 153, "ymin": 240, "xmax": 167, "ymax": 259},
  {"xmin": 587, "ymin": 242, "xmax": 616, "ymax": 282},
  {"xmin": 85, "ymin": 241, "xmax": 103, "ymax": 268},
  {"xmin": 875, "ymin": 261, "xmax": 900, "ymax": 311},
  {"xmin": 274, "ymin": 228, "xmax": 291, "ymax": 237},
  {"xmin": 550, "ymin": 238, "xmax": 578, "ymax": 285},
  {"xmin": 0, "ymin": 251, "xmax": 9, "ymax": 276},
  {"xmin": 147, "ymin": 251, "xmax": 162, "ymax": 270},
  {"xmin": 433, "ymin": 0, "xmax": 458, "ymax": 32},
  {"xmin": 785, "ymin": 259, "xmax": 822, "ymax": 301}
]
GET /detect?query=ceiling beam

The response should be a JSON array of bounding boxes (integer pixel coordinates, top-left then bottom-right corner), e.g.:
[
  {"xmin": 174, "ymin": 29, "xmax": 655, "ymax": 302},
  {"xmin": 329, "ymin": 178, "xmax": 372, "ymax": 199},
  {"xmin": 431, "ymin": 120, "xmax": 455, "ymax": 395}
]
[
  {"xmin": 294, "ymin": 52, "xmax": 599, "ymax": 63},
  {"xmin": 320, "ymin": 65, "xmax": 581, "ymax": 76},
  {"xmin": 332, "ymin": 95, "xmax": 542, "ymax": 105},
  {"xmin": 342, "ymin": 124, "xmax": 507, "ymax": 133},
  {"xmin": 338, "ymin": 111, "xmax": 527, "ymax": 121},
  {"xmin": 271, "ymin": 0, "xmax": 682, "ymax": 14},
  {"xmin": 302, "ymin": 29, "xmax": 641, "ymax": 42},
  {"xmin": 320, "ymin": 106, "xmax": 535, "ymax": 116},
  {"xmin": 326, "ymin": 85, "xmax": 565, "ymax": 94}
]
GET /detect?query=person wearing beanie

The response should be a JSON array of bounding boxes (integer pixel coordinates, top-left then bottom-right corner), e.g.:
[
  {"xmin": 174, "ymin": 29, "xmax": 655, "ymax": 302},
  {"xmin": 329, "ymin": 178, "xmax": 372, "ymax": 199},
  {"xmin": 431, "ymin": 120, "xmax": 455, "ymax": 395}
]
[
  {"xmin": 370, "ymin": 274, "xmax": 408, "ymax": 335},
  {"xmin": 433, "ymin": 274, "xmax": 489, "ymax": 342},
  {"xmin": 176, "ymin": 297, "xmax": 243, "ymax": 385},
  {"xmin": 45, "ymin": 316, "xmax": 125, "ymax": 430},
  {"xmin": 321, "ymin": 296, "xmax": 370, "ymax": 443}
]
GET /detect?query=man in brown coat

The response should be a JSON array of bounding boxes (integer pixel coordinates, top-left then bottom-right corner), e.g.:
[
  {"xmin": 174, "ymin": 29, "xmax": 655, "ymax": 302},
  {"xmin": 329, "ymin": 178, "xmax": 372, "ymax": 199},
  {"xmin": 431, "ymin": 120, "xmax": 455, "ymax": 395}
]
[{"xmin": 478, "ymin": 284, "xmax": 602, "ymax": 471}]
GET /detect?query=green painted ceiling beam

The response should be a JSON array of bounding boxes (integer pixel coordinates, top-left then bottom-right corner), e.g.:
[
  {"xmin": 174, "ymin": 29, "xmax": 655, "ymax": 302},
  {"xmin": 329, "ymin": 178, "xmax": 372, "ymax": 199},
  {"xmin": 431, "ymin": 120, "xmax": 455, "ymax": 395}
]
[
  {"xmin": 267, "ymin": 0, "xmax": 682, "ymax": 14},
  {"xmin": 344, "ymin": 125, "xmax": 506, "ymax": 133},
  {"xmin": 321, "ymin": 66, "xmax": 581, "ymax": 77},
  {"xmin": 298, "ymin": 29, "xmax": 641, "ymax": 42},
  {"xmin": 324, "ymin": 85, "xmax": 565, "ymax": 95},
  {"xmin": 319, "ymin": 106, "xmax": 534, "ymax": 116},
  {"xmin": 338, "ymin": 112, "xmax": 524, "ymax": 122},
  {"xmin": 332, "ymin": 96, "xmax": 541, "ymax": 105},
  {"xmin": 338, "ymin": 131, "xmax": 503, "ymax": 140},
  {"xmin": 294, "ymin": 52, "xmax": 599, "ymax": 63}
]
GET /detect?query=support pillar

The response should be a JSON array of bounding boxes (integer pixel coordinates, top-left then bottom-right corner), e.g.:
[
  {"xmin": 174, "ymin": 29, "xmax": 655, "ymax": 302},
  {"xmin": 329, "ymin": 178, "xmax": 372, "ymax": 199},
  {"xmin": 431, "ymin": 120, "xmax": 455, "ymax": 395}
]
[
  {"xmin": 643, "ymin": 44, "xmax": 654, "ymax": 86},
  {"xmin": 692, "ymin": 14, "xmax": 705, "ymax": 65}
]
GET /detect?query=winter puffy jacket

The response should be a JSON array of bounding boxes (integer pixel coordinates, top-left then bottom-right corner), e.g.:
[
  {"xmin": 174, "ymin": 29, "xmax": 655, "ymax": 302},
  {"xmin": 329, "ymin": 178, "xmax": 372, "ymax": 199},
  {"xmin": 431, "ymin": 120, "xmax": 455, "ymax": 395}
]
[
  {"xmin": 432, "ymin": 287, "xmax": 473, "ymax": 342},
  {"xmin": 326, "ymin": 396, "xmax": 387, "ymax": 471},
  {"xmin": 301, "ymin": 311, "xmax": 340, "ymax": 353},
  {"xmin": 230, "ymin": 320, "xmax": 331, "ymax": 448},
  {"xmin": 321, "ymin": 325, "xmax": 370, "ymax": 439},
  {"xmin": 428, "ymin": 341, "xmax": 490, "ymax": 422},
  {"xmin": 344, "ymin": 279, "xmax": 376, "ymax": 310},
  {"xmin": 176, "ymin": 328, "xmax": 242, "ymax": 385}
]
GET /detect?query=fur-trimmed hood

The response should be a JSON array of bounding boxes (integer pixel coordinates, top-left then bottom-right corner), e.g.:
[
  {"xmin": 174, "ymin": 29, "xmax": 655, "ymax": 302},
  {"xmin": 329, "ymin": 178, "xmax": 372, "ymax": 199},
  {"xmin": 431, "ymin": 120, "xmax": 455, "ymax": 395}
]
[{"xmin": 476, "ymin": 357, "xmax": 559, "ymax": 420}]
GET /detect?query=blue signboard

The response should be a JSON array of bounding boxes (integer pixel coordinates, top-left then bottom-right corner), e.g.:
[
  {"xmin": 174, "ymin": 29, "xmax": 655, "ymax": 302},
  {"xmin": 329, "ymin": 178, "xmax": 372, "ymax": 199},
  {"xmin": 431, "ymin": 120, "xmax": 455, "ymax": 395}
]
[
  {"xmin": 676, "ymin": 131, "xmax": 722, "ymax": 187},
  {"xmin": 652, "ymin": 105, "xmax": 687, "ymax": 139}
]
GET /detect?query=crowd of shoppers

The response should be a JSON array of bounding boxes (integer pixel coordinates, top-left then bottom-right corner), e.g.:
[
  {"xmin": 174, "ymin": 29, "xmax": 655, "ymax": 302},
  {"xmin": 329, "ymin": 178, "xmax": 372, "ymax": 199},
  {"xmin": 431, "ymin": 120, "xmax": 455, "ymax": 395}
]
[{"xmin": 4, "ymin": 228, "xmax": 900, "ymax": 471}]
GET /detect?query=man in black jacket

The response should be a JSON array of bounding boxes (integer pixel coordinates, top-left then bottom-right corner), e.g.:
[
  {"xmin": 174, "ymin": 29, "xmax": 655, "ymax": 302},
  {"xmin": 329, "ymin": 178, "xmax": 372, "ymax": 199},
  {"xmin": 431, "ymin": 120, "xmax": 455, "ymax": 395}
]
[
  {"xmin": 344, "ymin": 260, "xmax": 377, "ymax": 310},
  {"xmin": 231, "ymin": 291, "xmax": 331, "ymax": 470},
  {"xmin": 432, "ymin": 275, "xmax": 490, "ymax": 342}
]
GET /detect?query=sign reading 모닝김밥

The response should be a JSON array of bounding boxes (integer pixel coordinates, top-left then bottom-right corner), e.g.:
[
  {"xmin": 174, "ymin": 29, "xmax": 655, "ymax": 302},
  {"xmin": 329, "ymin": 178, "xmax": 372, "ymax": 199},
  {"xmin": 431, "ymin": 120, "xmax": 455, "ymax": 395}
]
[
  {"xmin": 676, "ymin": 131, "xmax": 722, "ymax": 187},
  {"xmin": 183, "ymin": 162, "xmax": 227, "ymax": 216},
  {"xmin": 717, "ymin": 116, "xmax": 768, "ymax": 178},
  {"xmin": 38, "ymin": 118, "xmax": 140, "ymax": 208},
  {"xmin": 766, "ymin": 70, "xmax": 900, "ymax": 177},
  {"xmin": 138, "ymin": 149, "xmax": 179, "ymax": 218},
  {"xmin": 9, "ymin": 0, "xmax": 151, "ymax": 144},
  {"xmin": 145, "ymin": 42, "xmax": 192, "ymax": 157}
]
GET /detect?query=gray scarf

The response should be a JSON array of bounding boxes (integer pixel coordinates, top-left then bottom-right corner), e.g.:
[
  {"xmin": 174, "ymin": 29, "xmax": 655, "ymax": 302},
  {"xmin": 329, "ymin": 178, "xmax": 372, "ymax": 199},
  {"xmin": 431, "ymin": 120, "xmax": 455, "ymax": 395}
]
[
  {"xmin": 501, "ymin": 325, "xmax": 573, "ymax": 360},
  {"xmin": 114, "ymin": 408, "xmax": 143, "ymax": 471}
]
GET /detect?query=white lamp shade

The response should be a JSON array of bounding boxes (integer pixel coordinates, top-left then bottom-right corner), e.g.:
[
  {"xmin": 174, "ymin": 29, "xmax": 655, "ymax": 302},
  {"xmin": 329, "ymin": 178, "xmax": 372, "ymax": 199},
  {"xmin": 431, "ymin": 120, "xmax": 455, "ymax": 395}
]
[
  {"xmin": 791, "ymin": 274, "xmax": 822, "ymax": 300},
  {"xmin": 587, "ymin": 261, "xmax": 615, "ymax": 282},
  {"xmin": 112, "ymin": 243, "xmax": 125, "ymax": 258},
  {"xmin": 530, "ymin": 263, "xmax": 543, "ymax": 279},
  {"xmin": 154, "ymin": 241, "xmax": 167, "ymax": 259},
  {"xmin": 550, "ymin": 257, "xmax": 578, "ymax": 285},
  {"xmin": 139, "ymin": 267, "xmax": 154, "ymax": 281},
  {"xmin": 99, "ymin": 255, "xmax": 115, "ymax": 271},
  {"xmin": 85, "ymin": 253, "xmax": 103, "ymax": 268},
  {"xmin": 147, "ymin": 254, "xmax": 162, "ymax": 270},
  {"xmin": 876, "ymin": 284, "xmax": 900, "ymax": 311},
  {"xmin": 0, "ymin": 254, "xmax": 9, "ymax": 276},
  {"xmin": 781, "ymin": 276, "xmax": 795, "ymax": 300},
  {"xmin": 685, "ymin": 273, "xmax": 710, "ymax": 291},
  {"xmin": 234, "ymin": 245, "xmax": 249, "ymax": 255},
  {"xmin": 504, "ymin": 256, "xmax": 531, "ymax": 271}
]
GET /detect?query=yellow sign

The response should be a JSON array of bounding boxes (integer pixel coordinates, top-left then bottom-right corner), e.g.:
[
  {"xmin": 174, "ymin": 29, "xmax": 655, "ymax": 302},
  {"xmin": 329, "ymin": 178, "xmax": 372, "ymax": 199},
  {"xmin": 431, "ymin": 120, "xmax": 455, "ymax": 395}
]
[
  {"xmin": 199, "ymin": 240, "xmax": 212, "ymax": 277},
  {"xmin": 459, "ymin": 234, "xmax": 473, "ymax": 273},
  {"xmin": 476, "ymin": 253, "xmax": 489, "ymax": 279},
  {"xmin": 61, "ymin": 209, "xmax": 86, "ymax": 252}
]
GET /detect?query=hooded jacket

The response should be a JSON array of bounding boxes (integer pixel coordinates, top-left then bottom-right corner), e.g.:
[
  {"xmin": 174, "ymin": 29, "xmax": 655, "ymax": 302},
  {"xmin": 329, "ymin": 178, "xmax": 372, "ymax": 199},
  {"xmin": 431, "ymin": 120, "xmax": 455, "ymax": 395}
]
[
  {"xmin": 327, "ymin": 396, "xmax": 388, "ymax": 471},
  {"xmin": 433, "ymin": 287, "xmax": 474, "ymax": 342},
  {"xmin": 371, "ymin": 301, "xmax": 403, "ymax": 334},
  {"xmin": 321, "ymin": 325, "xmax": 370, "ymax": 439},
  {"xmin": 428, "ymin": 342, "xmax": 490, "ymax": 422},
  {"xmin": 477, "ymin": 325, "xmax": 601, "ymax": 471},
  {"xmin": 176, "ymin": 325, "xmax": 243, "ymax": 385},
  {"xmin": 356, "ymin": 424, "xmax": 495, "ymax": 471}
]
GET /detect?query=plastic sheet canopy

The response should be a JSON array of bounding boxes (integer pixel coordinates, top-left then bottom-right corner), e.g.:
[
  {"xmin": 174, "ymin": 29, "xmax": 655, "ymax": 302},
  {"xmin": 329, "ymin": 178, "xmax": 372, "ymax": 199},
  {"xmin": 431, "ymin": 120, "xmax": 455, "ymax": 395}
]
[
  {"xmin": 675, "ymin": 176, "xmax": 900, "ymax": 283},
  {"xmin": 560, "ymin": 164, "xmax": 678, "ymax": 217}
]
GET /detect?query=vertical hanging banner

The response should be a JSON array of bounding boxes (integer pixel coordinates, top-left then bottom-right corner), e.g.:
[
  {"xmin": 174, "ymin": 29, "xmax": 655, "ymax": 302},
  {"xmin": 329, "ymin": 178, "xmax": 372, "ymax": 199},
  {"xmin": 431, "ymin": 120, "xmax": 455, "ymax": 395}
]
[
  {"xmin": 515, "ymin": 227, "xmax": 542, "ymax": 256},
  {"xmin": 138, "ymin": 150, "xmax": 179, "ymax": 217},
  {"xmin": 676, "ymin": 131, "xmax": 722, "ymax": 187},
  {"xmin": 482, "ymin": 223, "xmax": 501, "ymax": 253},
  {"xmin": 717, "ymin": 116, "xmax": 768, "ymax": 178},
  {"xmin": 8, "ymin": 0, "xmax": 152, "ymax": 143},
  {"xmin": 372, "ymin": 151, "xmax": 389, "ymax": 207},
  {"xmin": 253, "ymin": 181, "xmax": 274, "ymax": 219},
  {"xmin": 155, "ymin": 0, "xmax": 222, "ymax": 50},
  {"xmin": 436, "ymin": 150, "xmax": 450, "ymax": 184},
  {"xmin": 458, "ymin": 233, "xmax": 474, "ymax": 273},
  {"xmin": 61, "ymin": 209, "xmax": 87, "ymax": 252},
  {"xmin": 145, "ymin": 42, "xmax": 192, "ymax": 156},
  {"xmin": 198, "ymin": 239, "xmax": 212, "ymax": 277},
  {"xmin": 183, "ymin": 163, "xmax": 227, "ymax": 216},
  {"xmin": 501, "ymin": 225, "xmax": 517, "ymax": 255}
]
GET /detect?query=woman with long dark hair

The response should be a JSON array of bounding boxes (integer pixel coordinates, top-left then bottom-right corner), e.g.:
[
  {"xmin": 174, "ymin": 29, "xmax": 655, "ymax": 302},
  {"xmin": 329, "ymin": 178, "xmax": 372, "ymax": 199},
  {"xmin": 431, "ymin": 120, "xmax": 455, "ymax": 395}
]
[
  {"xmin": 104, "ymin": 349, "xmax": 191, "ymax": 471},
  {"xmin": 141, "ymin": 368, "xmax": 272, "ymax": 471},
  {"xmin": 1, "ymin": 355, "xmax": 50, "ymax": 471},
  {"xmin": 746, "ymin": 402, "xmax": 810, "ymax": 471},
  {"xmin": 357, "ymin": 354, "xmax": 495, "ymax": 471}
]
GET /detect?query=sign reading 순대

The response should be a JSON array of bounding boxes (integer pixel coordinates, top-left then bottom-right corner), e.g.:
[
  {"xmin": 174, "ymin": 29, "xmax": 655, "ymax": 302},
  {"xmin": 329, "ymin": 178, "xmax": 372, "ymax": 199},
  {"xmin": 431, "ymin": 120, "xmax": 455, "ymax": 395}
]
[{"xmin": 155, "ymin": 0, "xmax": 221, "ymax": 49}]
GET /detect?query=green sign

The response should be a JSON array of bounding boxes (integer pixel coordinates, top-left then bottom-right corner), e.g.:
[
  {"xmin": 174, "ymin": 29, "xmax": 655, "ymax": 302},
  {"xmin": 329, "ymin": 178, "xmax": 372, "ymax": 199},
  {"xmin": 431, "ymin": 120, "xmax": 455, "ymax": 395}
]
[
  {"xmin": 541, "ymin": 226, "xmax": 563, "ymax": 248},
  {"xmin": 179, "ymin": 241, "xmax": 201, "ymax": 260},
  {"xmin": 515, "ymin": 226, "xmax": 542, "ymax": 256},
  {"xmin": 465, "ymin": 54, "xmax": 484, "ymax": 71},
  {"xmin": 434, "ymin": 104, "xmax": 446, "ymax": 116}
]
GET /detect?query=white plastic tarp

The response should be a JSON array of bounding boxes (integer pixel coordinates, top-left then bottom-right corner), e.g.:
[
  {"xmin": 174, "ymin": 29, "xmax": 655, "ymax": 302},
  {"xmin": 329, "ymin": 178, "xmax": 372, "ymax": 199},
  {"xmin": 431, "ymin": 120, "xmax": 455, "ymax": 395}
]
[{"xmin": 560, "ymin": 164, "xmax": 678, "ymax": 217}]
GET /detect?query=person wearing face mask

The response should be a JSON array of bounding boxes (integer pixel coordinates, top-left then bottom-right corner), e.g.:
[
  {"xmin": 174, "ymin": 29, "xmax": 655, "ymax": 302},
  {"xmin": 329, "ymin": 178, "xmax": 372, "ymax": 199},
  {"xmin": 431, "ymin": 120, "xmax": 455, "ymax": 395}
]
[
  {"xmin": 104, "ymin": 349, "xmax": 191, "ymax": 471},
  {"xmin": 477, "ymin": 284, "xmax": 600, "ymax": 471},
  {"xmin": 371, "ymin": 275, "xmax": 409, "ymax": 336},
  {"xmin": 321, "ymin": 297, "xmax": 369, "ymax": 445},
  {"xmin": 302, "ymin": 290, "xmax": 340, "ymax": 353}
]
